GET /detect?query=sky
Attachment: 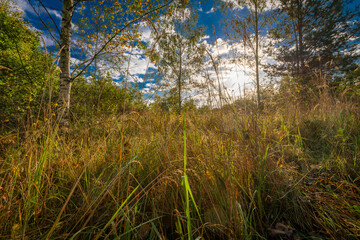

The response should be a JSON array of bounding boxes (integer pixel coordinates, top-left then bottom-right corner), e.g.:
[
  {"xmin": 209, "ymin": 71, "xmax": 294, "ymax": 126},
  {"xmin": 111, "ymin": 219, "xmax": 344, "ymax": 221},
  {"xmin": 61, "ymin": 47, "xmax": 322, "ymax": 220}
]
[{"xmin": 11, "ymin": 0, "xmax": 360, "ymax": 105}]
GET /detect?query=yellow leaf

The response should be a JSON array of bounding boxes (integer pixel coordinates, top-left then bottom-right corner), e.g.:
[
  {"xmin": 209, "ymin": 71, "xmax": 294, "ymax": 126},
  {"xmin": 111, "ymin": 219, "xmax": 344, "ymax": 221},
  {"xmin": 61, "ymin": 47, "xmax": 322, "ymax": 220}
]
[{"xmin": 88, "ymin": 44, "xmax": 92, "ymax": 48}]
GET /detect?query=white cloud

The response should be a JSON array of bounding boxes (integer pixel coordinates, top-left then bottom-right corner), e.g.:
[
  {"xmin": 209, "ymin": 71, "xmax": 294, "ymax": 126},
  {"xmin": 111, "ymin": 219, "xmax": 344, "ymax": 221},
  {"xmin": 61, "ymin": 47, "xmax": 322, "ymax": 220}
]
[
  {"xmin": 138, "ymin": 22, "xmax": 152, "ymax": 43},
  {"xmin": 206, "ymin": 7, "xmax": 216, "ymax": 14},
  {"xmin": 27, "ymin": 26, "xmax": 56, "ymax": 47},
  {"xmin": 221, "ymin": 0, "xmax": 244, "ymax": 10},
  {"xmin": 146, "ymin": 83, "xmax": 157, "ymax": 88},
  {"xmin": 41, "ymin": 34, "xmax": 56, "ymax": 47},
  {"xmin": 183, "ymin": 35, "xmax": 278, "ymax": 106},
  {"xmin": 89, "ymin": 46, "xmax": 156, "ymax": 84},
  {"xmin": 141, "ymin": 82, "xmax": 158, "ymax": 95},
  {"xmin": 140, "ymin": 87, "xmax": 152, "ymax": 94},
  {"xmin": 128, "ymin": 54, "xmax": 155, "ymax": 78},
  {"xmin": 71, "ymin": 57, "xmax": 81, "ymax": 65},
  {"xmin": 14, "ymin": 0, "xmax": 62, "ymax": 19},
  {"xmin": 48, "ymin": 9, "xmax": 62, "ymax": 19},
  {"xmin": 221, "ymin": 0, "xmax": 280, "ymax": 11},
  {"xmin": 13, "ymin": 0, "xmax": 33, "ymax": 14},
  {"xmin": 13, "ymin": 0, "xmax": 60, "ymax": 48},
  {"xmin": 169, "ymin": 7, "xmax": 191, "ymax": 22},
  {"xmin": 200, "ymin": 35, "xmax": 210, "ymax": 41}
]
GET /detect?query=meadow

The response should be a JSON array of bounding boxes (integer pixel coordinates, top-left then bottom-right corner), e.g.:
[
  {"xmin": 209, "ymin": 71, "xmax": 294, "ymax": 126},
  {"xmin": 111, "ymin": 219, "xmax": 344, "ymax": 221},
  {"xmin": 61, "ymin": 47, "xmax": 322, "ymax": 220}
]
[{"xmin": 1, "ymin": 90, "xmax": 359, "ymax": 240}]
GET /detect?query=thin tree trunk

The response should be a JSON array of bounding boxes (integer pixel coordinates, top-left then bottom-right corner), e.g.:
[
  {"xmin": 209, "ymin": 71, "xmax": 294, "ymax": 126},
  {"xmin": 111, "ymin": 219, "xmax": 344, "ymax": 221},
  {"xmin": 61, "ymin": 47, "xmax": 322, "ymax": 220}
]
[
  {"xmin": 58, "ymin": 0, "xmax": 73, "ymax": 131},
  {"xmin": 293, "ymin": 20, "xmax": 300, "ymax": 76},
  {"xmin": 178, "ymin": 45, "xmax": 182, "ymax": 113},
  {"xmin": 254, "ymin": 1, "xmax": 262, "ymax": 110},
  {"xmin": 213, "ymin": 25, "xmax": 222, "ymax": 108},
  {"xmin": 297, "ymin": 0, "xmax": 305, "ymax": 75}
]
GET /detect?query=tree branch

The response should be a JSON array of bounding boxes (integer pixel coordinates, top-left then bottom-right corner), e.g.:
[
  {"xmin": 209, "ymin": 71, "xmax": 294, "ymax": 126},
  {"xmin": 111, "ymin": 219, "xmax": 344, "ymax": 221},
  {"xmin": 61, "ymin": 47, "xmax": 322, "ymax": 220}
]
[
  {"xmin": 71, "ymin": 0, "xmax": 175, "ymax": 81},
  {"xmin": 38, "ymin": 0, "xmax": 61, "ymax": 35},
  {"xmin": 27, "ymin": 0, "xmax": 61, "ymax": 47}
]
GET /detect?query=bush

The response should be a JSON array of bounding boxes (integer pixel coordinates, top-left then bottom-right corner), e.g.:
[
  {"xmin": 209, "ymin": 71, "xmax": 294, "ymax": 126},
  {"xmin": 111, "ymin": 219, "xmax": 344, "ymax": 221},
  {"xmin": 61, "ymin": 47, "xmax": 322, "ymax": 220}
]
[{"xmin": 0, "ymin": 1, "xmax": 55, "ymax": 131}]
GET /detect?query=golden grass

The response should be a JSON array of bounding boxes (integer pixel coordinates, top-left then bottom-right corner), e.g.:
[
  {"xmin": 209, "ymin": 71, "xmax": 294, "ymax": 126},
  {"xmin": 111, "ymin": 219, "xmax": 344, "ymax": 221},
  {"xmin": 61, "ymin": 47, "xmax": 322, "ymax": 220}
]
[{"xmin": 0, "ymin": 94, "xmax": 359, "ymax": 239}]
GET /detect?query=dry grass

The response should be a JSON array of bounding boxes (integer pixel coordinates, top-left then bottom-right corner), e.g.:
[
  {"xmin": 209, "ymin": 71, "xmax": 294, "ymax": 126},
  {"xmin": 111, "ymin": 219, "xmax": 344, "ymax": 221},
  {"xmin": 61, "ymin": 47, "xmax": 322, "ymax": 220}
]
[{"xmin": 0, "ymin": 93, "xmax": 360, "ymax": 239}]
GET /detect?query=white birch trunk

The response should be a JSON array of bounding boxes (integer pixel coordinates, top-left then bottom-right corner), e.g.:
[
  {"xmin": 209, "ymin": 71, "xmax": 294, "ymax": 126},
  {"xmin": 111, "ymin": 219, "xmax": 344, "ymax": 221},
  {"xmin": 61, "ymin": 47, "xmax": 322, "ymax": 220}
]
[{"xmin": 58, "ymin": 0, "xmax": 73, "ymax": 131}]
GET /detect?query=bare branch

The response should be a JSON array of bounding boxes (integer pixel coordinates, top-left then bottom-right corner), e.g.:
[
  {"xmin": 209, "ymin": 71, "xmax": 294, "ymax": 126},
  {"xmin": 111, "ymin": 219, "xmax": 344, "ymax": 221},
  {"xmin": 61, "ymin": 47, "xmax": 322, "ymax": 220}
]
[
  {"xmin": 38, "ymin": 0, "xmax": 61, "ymax": 35},
  {"xmin": 26, "ymin": 0, "xmax": 61, "ymax": 46}
]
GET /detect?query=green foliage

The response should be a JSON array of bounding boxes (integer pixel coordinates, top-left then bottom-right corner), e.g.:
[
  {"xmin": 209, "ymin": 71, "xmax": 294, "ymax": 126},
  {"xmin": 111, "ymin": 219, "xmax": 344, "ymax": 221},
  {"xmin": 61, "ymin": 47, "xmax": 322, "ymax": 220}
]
[
  {"xmin": 153, "ymin": 1, "xmax": 206, "ymax": 112},
  {"xmin": 0, "ymin": 1, "xmax": 55, "ymax": 130},
  {"xmin": 267, "ymin": 0, "xmax": 360, "ymax": 88},
  {"xmin": 71, "ymin": 73, "xmax": 145, "ymax": 119},
  {"xmin": 332, "ymin": 63, "xmax": 360, "ymax": 99},
  {"xmin": 151, "ymin": 91, "xmax": 198, "ymax": 113}
]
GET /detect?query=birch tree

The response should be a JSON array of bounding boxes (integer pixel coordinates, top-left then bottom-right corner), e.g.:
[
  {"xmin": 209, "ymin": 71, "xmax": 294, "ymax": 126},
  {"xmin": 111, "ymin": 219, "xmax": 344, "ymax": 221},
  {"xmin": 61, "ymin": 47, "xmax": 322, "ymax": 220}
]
[
  {"xmin": 152, "ymin": 0, "xmax": 206, "ymax": 113},
  {"xmin": 58, "ymin": 0, "xmax": 72, "ymax": 130},
  {"xmin": 224, "ymin": 0, "xmax": 272, "ymax": 110},
  {"xmin": 28, "ymin": 0, "xmax": 173, "ymax": 130}
]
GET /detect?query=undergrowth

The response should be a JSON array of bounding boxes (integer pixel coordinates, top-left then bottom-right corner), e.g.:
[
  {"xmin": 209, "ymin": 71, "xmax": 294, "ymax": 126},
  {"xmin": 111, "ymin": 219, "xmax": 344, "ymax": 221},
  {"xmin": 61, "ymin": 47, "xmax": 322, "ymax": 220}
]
[{"xmin": 0, "ymin": 95, "xmax": 360, "ymax": 240}]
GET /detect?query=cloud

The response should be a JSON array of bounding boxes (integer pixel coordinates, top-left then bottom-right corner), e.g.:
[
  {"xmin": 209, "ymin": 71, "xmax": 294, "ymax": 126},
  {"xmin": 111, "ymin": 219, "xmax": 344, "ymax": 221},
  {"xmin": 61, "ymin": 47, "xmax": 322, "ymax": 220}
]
[
  {"xmin": 221, "ymin": 0, "xmax": 280, "ymax": 11},
  {"xmin": 138, "ymin": 22, "xmax": 152, "ymax": 43},
  {"xmin": 166, "ymin": 7, "xmax": 191, "ymax": 22},
  {"xmin": 27, "ymin": 25, "xmax": 56, "ymax": 47},
  {"xmin": 89, "ymin": 46, "xmax": 156, "ymax": 85},
  {"xmin": 183, "ymin": 36, "xmax": 277, "ymax": 106},
  {"xmin": 13, "ymin": 0, "xmax": 33, "ymax": 14},
  {"xmin": 41, "ymin": 34, "xmax": 56, "ymax": 47},
  {"xmin": 127, "ymin": 54, "xmax": 156, "ymax": 79},
  {"xmin": 13, "ymin": 0, "xmax": 60, "ymax": 48},
  {"xmin": 47, "ymin": 9, "xmax": 62, "ymax": 19},
  {"xmin": 206, "ymin": 7, "xmax": 216, "ymax": 14},
  {"xmin": 71, "ymin": 57, "xmax": 81, "ymax": 65},
  {"xmin": 220, "ymin": 0, "xmax": 244, "ymax": 10},
  {"xmin": 14, "ymin": 0, "xmax": 62, "ymax": 19},
  {"xmin": 199, "ymin": 35, "xmax": 210, "ymax": 42}
]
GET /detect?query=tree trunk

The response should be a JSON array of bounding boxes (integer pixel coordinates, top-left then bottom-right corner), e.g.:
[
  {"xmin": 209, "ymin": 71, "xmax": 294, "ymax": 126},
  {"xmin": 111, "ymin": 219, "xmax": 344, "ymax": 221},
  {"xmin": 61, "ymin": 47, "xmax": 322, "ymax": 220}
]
[
  {"xmin": 178, "ymin": 45, "xmax": 182, "ymax": 113},
  {"xmin": 297, "ymin": 0, "xmax": 305, "ymax": 75},
  {"xmin": 254, "ymin": 1, "xmax": 262, "ymax": 110},
  {"xmin": 293, "ymin": 21, "xmax": 300, "ymax": 76},
  {"xmin": 58, "ymin": 0, "xmax": 73, "ymax": 131},
  {"xmin": 213, "ymin": 25, "xmax": 222, "ymax": 108}
]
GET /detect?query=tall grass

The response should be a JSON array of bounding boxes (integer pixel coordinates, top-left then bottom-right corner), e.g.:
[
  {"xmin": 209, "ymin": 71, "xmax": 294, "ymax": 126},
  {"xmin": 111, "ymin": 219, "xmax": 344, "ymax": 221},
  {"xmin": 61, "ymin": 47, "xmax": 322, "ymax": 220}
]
[{"xmin": 0, "ymin": 92, "xmax": 359, "ymax": 239}]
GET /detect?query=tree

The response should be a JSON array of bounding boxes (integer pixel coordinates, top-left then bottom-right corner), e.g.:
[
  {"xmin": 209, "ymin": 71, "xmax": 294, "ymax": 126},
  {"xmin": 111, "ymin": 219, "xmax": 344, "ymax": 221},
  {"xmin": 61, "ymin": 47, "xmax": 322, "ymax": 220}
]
[
  {"xmin": 305, "ymin": 0, "xmax": 359, "ymax": 80},
  {"xmin": 28, "ymin": 0, "xmax": 173, "ymax": 130},
  {"xmin": 58, "ymin": 0, "xmax": 73, "ymax": 130},
  {"xmin": 0, "ymin": 0, "xmax": 54, "ymax": 130},
  {"xmin": 71, "ymin": 72, "xmax": 145, "ymax": 118},
  {"xmin": 264, "ymin": 0, "xmax": 305, "ymax": 79},
  {"xmin": 224, "ymin": 0, "xmax": 271, "ymax": 110},
  {"xmin": 153, "ymin": 0, "xmax": 206, "ymax": 113},
  {"xmin": 266, "ymin": 0, "xmax": 360, "ymax": 88}
]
